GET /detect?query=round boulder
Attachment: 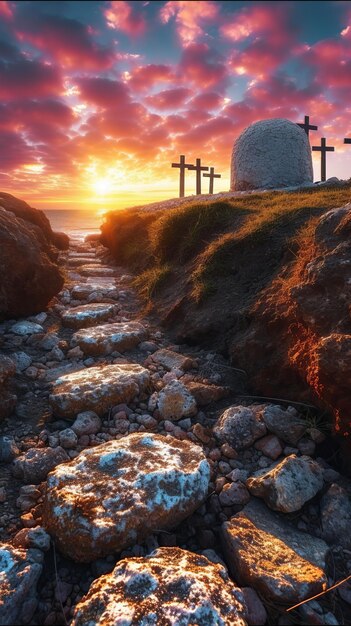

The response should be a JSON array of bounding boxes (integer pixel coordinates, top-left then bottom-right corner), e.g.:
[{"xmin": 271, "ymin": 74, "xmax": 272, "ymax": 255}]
[
  {"xmin": 71, "ymin": 547, "xmax": 247, "ymax": 626},
  {"xmin": 231, "ymin": 118, "xmax": 313, "ymax": 191}
]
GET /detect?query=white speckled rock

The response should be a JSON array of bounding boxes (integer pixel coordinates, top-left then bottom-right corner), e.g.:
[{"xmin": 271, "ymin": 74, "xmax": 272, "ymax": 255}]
[
  {"xmin": 71, "ymin": 411, "xmax": 102, "ymax": 436},
  {"xmin": 246, "ymin": 454, "xmax": 324, "ymax": 512},
  {"xmin": 71, "ymin": 283, "xmax": 119, "ymax": 301},
  {"xmin": 61, "ymin": 303, "xmax": 118, "ymax": 329},
  {"xmin": 0, "ymin": 543, "xmax": 43, "ymax": 625},
  {"xmin": 214, "ymin": 406, "xmax": 266, "ymax": 451},
  {"xmin": 72, "ymin": 321, "xmax": 147, "ymax": 356},
  {"xmin": 10, "ymin": 321, "xmax": 43, "ymax": 335},
  {"xmin": 49, "ymin": 364, "xmax": 150, "ymax": 418},
  {"xmin": 71, "ymin": 547, "xmax": 247, "ymax": 626},
  {"xmin": 231, "ymin": 118, "xmax": 313, "ymax": 191},
  {"xmin": 43, "ymin": 434, "xmax": 210, "ymax": 562},
  {"xmin": 157, "ymin": 380, "xmax": 197, "ymax": 420}
]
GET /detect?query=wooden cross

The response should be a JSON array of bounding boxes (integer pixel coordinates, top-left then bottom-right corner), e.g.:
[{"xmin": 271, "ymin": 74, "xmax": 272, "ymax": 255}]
[
  {"xmin": 312, "ymin": 138, "xmax": 335, "ymax": 182},
  {"xmin": 344, "ymin": 138, "xmax": 351, "ymax": 144},
  {"xmin": 297, "ymin": 115, "xmax": 318, "ymax": 136},
  {"xmin": 203, "ymin": 167, "xmax": 221, "ymax": 194},
  {"xmin": 189, "ymin": 158, "xmax": 209, "ymax": 195},
  {"xmin": 171, "ymin": 155, "xmax": 193, "ymax": 197}
]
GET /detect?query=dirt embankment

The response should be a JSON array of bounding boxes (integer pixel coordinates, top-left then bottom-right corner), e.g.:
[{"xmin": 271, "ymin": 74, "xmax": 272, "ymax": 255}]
[{"xmin": 101, "ymin": 182, "xmax": 351, "ymax": 445}]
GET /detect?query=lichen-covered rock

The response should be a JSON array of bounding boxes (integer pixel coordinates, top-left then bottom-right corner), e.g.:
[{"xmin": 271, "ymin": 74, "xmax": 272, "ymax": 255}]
[
  {"xmin": 71, "ymin": 283, "xmax": 119, "ymax": 301},
  {"xmin": 12, "ymin": 446, "xmax": 69, "ymax": 484},
  {"xmin": 231, "ymin": 118, "xmax": 313, "ymax": 191},
  {"xmin": 71, "ymin": 411, "xmax": 102, "ymax": 436},
  {"xmin": 157, "ymin": 380, "xmax": 197, "ymax": 420},
  {"xmin": 72, "ymin": 321, "xmax": 147, "ymax": 356},
  {"xmin": 49, "ymin": 364, "xmax": 150, "ymax": 418},
  {"xmin": 246, "ymin": 454, "xmax": 324, "ymax": 512},
  {"xmin": 71, "ymin": 547, "xmax": 247, "ymax": 626},
  {"xmin": 0, "ymin": 543, "xmax": 43, "ymax": 625},
  {"xmin": 0, "ymin": 208, "xmax": 64, "ymax": 318},
  {"xmin": 214, "ymin": 406, "xmax": 266, "ymax": 451},
  {"xmin": 221, "ymin": 512, "xmax": 327, "ymax": 603},
  {"xmin": 43, "ymin": 434, "xmax": 210, "ymax": 562},
  {"xmin": 61, "ymin": 303, "xmax": 117, "ymax": 329},
  {"xmin": 0, "ymin": 356, "xmax": 16, "ymax": 421},
  {"xmin": 151, "ymin": 349, "xmax": 194, "ymax": 371},
  {"xmin": 320, "ymin": 483, "xmax": 351, "ymax": 549},
  {"xmin": 261, "ymin": 404, "xmax": 306, "ymax": 445}
]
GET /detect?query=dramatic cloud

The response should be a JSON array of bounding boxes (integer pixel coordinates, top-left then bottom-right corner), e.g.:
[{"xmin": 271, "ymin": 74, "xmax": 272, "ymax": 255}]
[
  {"xmin": 76, "ymin": 77, "xmax": 130, "ymax": 108},
  {"xmin": 0, "ymin": 56, "xmax": 62, "ymax": 100},
  {"xmin": 160, "ymin": 0, "xmax": 219, "ymax": 46},
  {"xmin": 145, "ymin": 87, "xmax": 191, "ymax": 110},
  {"xmin": 179, "ymin": 43, "xmax": 227, "ymax": 88},
  {"xmin": 104, "ymin": 1, "xmax": 146, "ymax": 36}
]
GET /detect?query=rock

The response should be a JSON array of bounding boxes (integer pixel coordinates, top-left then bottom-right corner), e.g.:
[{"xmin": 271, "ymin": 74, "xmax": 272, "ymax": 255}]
[
  {"xmin": 151, "ymin": 348, "xmax": 194, "ymax": 371},
  {"xmin": 71, "ymin": 283, "xmax": 119, "ymax": 300},
  {"xmin": 58, "ymin": 428, "xmax": 78, "ymax": 449},
  {"xmin": 241, "ymin": 588, "xmax": 267, "ymax": 626},
  {"xmin": 261, "ymin": 404, "xmax": 306, "ymax": 445},
  {"xmin": 12, "ymin": 351, "xmax": 33, "ymax": 372},
  {"xmin": 12, "ymin": 526, "xmax": 51, "ymax": 551},
  {"xmin": 71, "ymin": 411, "xmax": 102, "ymax": 436},
  {"xmin": 61, "ymin": 303, "xmax": 117, "ymax": 329},
  {"xmin": 157, "ymin": 380, "xmax": 197, "ymax": 421},
  {"xmin": 0, "ymin": 208, "xmax": 64, "ymax": 318},
  {"xmin": 79, "ymin": 264, "xmax": 118, "ymax": 277},
  {"xmin": 49, "ymin": 364, "xmax": 150, "ymax": 418},
  {"xmin": 0, "ymin": 436, "xmax": 19, "ymax": 462},
  {"xmin": 43, "ymin": 433, "xmax": 210, "ymax": 562},
  {"xmin": 72, "ymin": 321, "xmax": 147, "ymax": 356},
  {"xmin": 219, "ymin": 482, "xmax": 250, "ymax": 508},
  {"xmin": 11, "ymin": 321, "xmax": 43, "ymax": 335},
  {"xmin": 221, "ymin": 509, "xmax": 327, "ymax": 603},
  {"xmin": 71, "ymin": 547, "xmax": 247, "ymax": 626},
  {"xmin": 0, "ymin": 543, "xmax": 43, "ymax": 625},
  {"xmin": 38, "ymin": 333, "xmax": 60, "ymax": 351},
  {"xmin": 185, "ymin": 381, "xmax": 230, "ymax": 405},
  {"xmin": 0, "ymin": 356, "xmax": 17, "ymax": 421},
  {"xmin": 231, "ymin": 118, "xmax": 313, "ymax": 191},
  {"xmin": 254, "ymin": 434, "xmax": 283, "ymax": 460},
  {"xmin": 320, "ymin": 483, "xmax": 351, "ymax": 549},
  {"xmin": 246, "ymin": 454, "xmax": 324, "ymax": 512},
  {"xmin": 12, "ymin": 446, "xmax": 69, "ymax": 484},
  {"xmin": 214, "ymin": 405, "xmax": 266, "ymax": 450}
]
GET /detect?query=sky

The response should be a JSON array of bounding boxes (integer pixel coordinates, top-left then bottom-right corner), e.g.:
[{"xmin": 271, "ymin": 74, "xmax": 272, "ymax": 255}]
[{"xmin": 0, "ymin": 0, "xmax": 351, "ymax": 211}]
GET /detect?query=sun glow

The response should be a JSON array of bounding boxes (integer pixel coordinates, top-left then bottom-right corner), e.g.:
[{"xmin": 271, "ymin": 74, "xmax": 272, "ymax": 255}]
[{"xmin": 93, "ymin": 178, "xmax": 114, "ymax": 196}]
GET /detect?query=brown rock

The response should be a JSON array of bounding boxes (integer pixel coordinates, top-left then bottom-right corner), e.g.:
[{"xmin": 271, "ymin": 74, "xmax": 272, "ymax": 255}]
[
  {"xmin": 43, "ymin": 433, "xmax": 210, "ymax": 562},
  {"xmin": 219, "ymin": 482, "xmax": 250, "ymax": 508},
  {"xmin": 61, "ymin": 303, "xmax": 118, "ymax": 329},
  {"xmin": 185, "ymin": 381, "xmax": 229, "ymax": 405},
  {"xmin": 49, "ymin": 363, "xmax": 150, "ymax": 418},
  {"xmin": 214, "ymin": 405, "xmax": 266, "ymax": 450},
  {"xmin": 221, "ymin": 514, "xmax": 327, "ymax": 603},
  {"xmin": 71, "ymin": 548, "xmax": 247, "ymax": 626},
  {"xmin": 254, "ymin": 434, "xmax": 283, "ymax": 460},
  {"xmin": 157, "ymin": 380, "xmax": 197, "ymax": 420},
  {"xmin": 0, "ymin": 357, "xmax": 17, "ymax": 419},
  {"xmin": 12, "ymin": 446, "xmax": 69, "ymax": 484},
  {"xmin": 0, "ymin": 208, "xmax": 64, "ymax": 318},
  {"xmin": 151, "ymin": 348, "xmax": 194, "ymax": 371}
]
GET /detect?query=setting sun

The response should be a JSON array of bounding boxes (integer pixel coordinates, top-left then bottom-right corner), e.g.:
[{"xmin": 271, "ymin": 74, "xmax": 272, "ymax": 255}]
[{"xmin": 93, "ymin": 178, "xmax": 114, "ymax": 196}]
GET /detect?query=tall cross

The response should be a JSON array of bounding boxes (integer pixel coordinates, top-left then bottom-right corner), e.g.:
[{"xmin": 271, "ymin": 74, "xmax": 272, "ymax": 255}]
[
  {"xmin": 171, "ymin": 155, "xmax": 193, "ymax": 198},
  {"xmin": 297, "ymin": 115, "xmax": 318, "ymax": 136},
  {"xmin": 344, "ymin": 138, "xmax": 351, "ymax": 144},
  {"xmin": 203, "ymin": 167, "xmax": 221, "ymax": 194},
  {"xmin": 312, "ymin": 138, "xmax": 335, "ymax": 182},
  {"xmin": 189, "ymin": 158, "xmax": 209, "ymax": 195}
]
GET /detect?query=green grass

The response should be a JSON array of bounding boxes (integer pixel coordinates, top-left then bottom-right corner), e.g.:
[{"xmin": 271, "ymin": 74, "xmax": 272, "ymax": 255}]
[{"xmin": 132, "ymin": 264, "xmax": 172, "ymax": 300}]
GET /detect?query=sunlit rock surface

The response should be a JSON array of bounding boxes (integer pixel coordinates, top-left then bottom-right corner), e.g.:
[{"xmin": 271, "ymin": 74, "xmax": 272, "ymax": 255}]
[
  {"xmin": 222, "ymin": 503, "xmax": 328, "ymax": 602},
  {"xmin": 49, "ymin": 363, "xmax": 150, "ymax": 417},
  {"xmin": 157, "ymin": 380, "xmax": 197, "ymax": 420},
  {"xmin": 231, "ymin": 118, "xmax": 313, "ymax": 191},
  {"xmin": 71, "ymin": 283, "xmax": 119, "ymax": 301},
  {"xmin": 72, "ymin": 548, "xmax": 247, "ymax": 626},
  {"xmin": 0, "ymin": 543, "xmax": 43, "ymax": 625},
  {"xmin": 43, "ymin": 434, "xmax": 210, "ymax": 562},
  {"xmin": 151, "ymin": 348, "xmax": 194, "ymax": 371},
  {"xmin": 246, "ymin": 454, "xmax": 324, "ymax": 512},
  {"xmin": 72, "ymin": 321, "xmax": 147, "ymax": 356},
  {"xmin": 79, "ymin": 264, "xmax": 118, "ymax": 277},
  {"xmin": 61, "ymin": 303, "xmax": 118, "ymax": 329}
]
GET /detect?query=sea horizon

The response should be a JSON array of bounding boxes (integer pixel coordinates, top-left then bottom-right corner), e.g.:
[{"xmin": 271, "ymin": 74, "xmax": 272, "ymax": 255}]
[{"xmin": 42, "ymin": 208, "xmax": 103, "ymax": 240}]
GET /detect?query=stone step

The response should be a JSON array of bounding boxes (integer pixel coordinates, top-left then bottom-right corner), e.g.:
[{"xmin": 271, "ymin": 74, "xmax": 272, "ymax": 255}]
[
  {"xmin": 71, "ymin": 321, "xmax": 147, "ymax": 355},
  {"xmin": 70, "ymin": 283, "xmax": 119, "ymax": 301},
  {"xmin": 79, "ymin": 265, "xmax": 118, "ymax": 277},
  {"xmin": 61, "ymin": 303, "xmax": 118, "ymax": 329}
]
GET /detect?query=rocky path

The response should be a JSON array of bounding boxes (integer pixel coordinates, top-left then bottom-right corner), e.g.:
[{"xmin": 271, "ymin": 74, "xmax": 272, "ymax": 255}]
[{"xmin": 0, "ymin": 238, "xmax": 350, "ymax": 625}]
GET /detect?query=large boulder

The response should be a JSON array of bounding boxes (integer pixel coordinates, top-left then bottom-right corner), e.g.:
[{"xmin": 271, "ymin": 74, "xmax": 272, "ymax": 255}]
[
  {"xmin": 49, "ymin": 363, "xmax": 150, "ymax": 417},
  {"xmin": 71, "ymin": 547, "xmax": 247, "ymax": 626},
  {"xmin": 0, "ymin": 191, "xmax": 69, "ymax": 249},
  {"xmin": 43, "ymin": 433, "xmax": 210, "ymax": 562},
  {"xmin": 0, "ymin": 208, "xmax": 64, "ymax": 318},
  {"xmin": 0, "ymin": 543, "xmax": 43, "ymax": 625},
  {"xmin": 230, "ymin": 118, "xmax": 313, "ymax": 191}
]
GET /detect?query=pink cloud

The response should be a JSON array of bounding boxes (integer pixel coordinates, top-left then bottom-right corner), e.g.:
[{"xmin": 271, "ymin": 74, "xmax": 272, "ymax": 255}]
[
  {"xmin": 179, "ymin": 43, "xmax": 227, "ymax": 88},
  {"xmin": 0, "ymin": 1, "xmax": 13, "ymax": 19},
  {"xmin": 0, "ymin": 57, "xmax": 62, "ymax": 100},
  {"xmin": 76, "ymin": 77, "xmax": 130, "ymax": 108},
  {"xmin": 104, "ymin": 1, "xmax": 146, "ymax": 36},
  {"xmin": 128, "ymin": 64, "xmax": 175, "ymax": 91},
  {"xmin": 15, "ymin": 13, "xmax": 114, "ymax": 69},
  {"xmin": 220, "ymin": 5, "xmax": 282, "ymax": 41},
  {"xmin": 160, "ymin": 0, "xmax": 219, "ymax": 47},
  {"xmin": 187, "ymin": 91, "xmax": 222, "ymax": 110},
  {"xmin": 145, "ymin": 87, "xmax": 191, "ymax": 110}
]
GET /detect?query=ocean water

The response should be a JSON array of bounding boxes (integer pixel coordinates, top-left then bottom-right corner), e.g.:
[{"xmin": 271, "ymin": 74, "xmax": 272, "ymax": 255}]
[{"xmin": 42, "ymin": 209, "xmax": 103, "ymax": 241}]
